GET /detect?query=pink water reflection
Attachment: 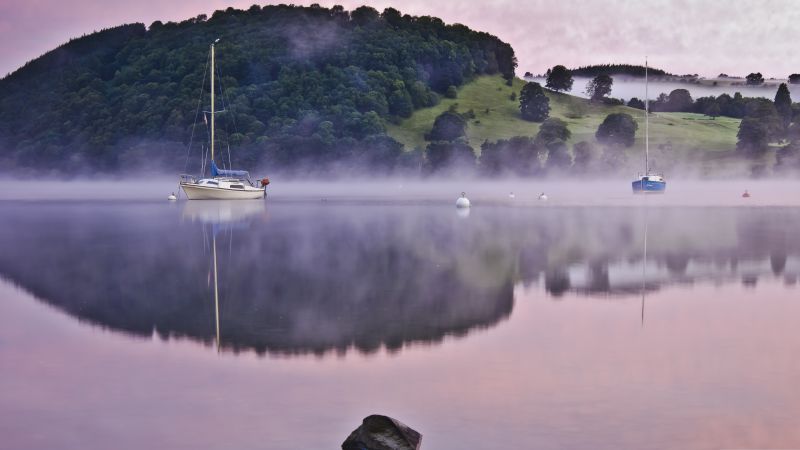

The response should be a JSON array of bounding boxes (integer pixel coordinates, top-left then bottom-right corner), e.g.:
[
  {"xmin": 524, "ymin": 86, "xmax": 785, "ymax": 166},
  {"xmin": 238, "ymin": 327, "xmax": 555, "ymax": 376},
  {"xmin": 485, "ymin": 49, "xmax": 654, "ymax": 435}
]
[{"xmin": 2, "ymin": 275, "xmax": 799, "ymax": 450}]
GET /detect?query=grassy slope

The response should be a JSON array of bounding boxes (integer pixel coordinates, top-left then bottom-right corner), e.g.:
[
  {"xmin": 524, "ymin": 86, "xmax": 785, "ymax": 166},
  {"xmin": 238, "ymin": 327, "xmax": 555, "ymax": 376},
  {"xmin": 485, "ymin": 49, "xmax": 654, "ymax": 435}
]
[{"xmin": 388, "ymin": 75, "xmax": 741, "ymax": 156}]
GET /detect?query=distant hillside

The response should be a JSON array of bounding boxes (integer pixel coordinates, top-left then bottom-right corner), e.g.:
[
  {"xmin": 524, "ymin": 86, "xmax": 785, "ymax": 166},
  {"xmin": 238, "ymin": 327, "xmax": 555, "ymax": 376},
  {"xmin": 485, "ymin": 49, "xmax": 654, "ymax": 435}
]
[
  {"xmin": 0, "ymin": 4, "xmax": 516, "ymax": 172},
  {"xmin": 388, "ymin": 75, "xmax": 741, "ymax": 172},
  {"xmin": 570, "ymin": 64, "xmax": 673, "ymax": 78}
]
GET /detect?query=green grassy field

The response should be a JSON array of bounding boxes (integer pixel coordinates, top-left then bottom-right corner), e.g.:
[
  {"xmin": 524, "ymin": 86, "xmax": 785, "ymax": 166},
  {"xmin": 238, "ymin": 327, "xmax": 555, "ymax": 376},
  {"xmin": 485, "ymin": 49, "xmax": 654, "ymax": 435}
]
[{"xmin": 387, "ymin": 75, "xmax": 741, "ymax": 157}]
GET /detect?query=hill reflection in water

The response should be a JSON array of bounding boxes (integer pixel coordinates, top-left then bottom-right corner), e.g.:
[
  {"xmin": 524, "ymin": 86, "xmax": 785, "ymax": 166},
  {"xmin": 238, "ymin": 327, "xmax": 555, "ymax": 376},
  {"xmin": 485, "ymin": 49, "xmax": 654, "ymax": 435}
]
[{"xmin": 0, "ymin": 201, "xmax": 798, "ymax": 357}]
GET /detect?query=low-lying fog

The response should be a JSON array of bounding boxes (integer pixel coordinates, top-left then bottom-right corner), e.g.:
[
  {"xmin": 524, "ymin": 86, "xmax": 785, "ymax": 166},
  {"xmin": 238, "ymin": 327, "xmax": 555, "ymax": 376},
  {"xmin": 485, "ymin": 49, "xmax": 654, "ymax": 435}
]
[
  {"xmin": 2, "ymin": 179, "xmax": 799, "ymax": 207},
  {"xmin": 529, "ymin": 76, "xmax": 799, "ymax": 102}
]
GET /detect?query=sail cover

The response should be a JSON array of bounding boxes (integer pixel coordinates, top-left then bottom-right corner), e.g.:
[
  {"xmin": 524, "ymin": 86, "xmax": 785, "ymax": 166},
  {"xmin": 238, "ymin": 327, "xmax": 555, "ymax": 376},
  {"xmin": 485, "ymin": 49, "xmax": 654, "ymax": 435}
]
[{"xmin": 211, "ymin": 160, "xmax": 249, "ymax": 178}]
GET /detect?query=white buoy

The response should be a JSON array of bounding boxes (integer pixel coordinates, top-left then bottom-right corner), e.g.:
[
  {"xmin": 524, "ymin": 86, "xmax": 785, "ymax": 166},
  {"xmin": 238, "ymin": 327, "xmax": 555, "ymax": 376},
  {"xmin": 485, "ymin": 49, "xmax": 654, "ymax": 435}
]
[
  {"xmin": 538, "ymin": 192, "xmax": 548, "ymax": 201},
  {"xmin": 168, "ymin": 192, "xmax": 177, "ymax": 201},
  {"xmin": 456, "ymin": 192, "xmax": 471, "ymax": 208},
  {"xmin": 509, "ymin": 192, "xmax": 515, "ymax": 200}
]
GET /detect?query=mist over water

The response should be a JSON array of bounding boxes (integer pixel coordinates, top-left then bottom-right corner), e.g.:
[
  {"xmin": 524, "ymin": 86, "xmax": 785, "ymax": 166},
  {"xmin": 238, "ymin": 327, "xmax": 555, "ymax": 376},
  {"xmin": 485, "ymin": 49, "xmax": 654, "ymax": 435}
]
[{"xmin": 3, "ymin": 179, "xmax": 800, "ymax": 207}]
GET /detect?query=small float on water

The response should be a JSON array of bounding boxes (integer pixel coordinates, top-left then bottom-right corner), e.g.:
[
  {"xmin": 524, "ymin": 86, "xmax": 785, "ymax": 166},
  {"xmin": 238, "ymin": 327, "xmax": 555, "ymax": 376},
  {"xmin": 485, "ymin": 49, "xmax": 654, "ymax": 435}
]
[
  {"xmin": 456, "ymin": 192, "xmax": 471, "ymax": 208},
  {"xmin": 742, "ymin": 190, "xmax": 751, "ymax": 198},
  {"xmin": 509, "ymin": 192, "xmax": 515, "ymax": 200},
  {"xmin": 167, "ymin": 192, "xmax": 177, "ymax": 201},
  {"xmin": 538, "ymin": 192, "xmax": 548, "ymax": 201}
]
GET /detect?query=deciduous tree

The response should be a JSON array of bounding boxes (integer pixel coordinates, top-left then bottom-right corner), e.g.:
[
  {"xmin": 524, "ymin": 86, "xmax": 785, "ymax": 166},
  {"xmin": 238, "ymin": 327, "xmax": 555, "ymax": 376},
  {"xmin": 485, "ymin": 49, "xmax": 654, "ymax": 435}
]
[
  {"xmin": 595, "ymin": 113, "xmax": 638, "ymax": 147},
  {"xmin": 746, "ymin": 72, "xmax": 765, "ymax": 85},
  {"xmin": 586, "ymin": 75, "xmax": 613, "ymax": 102},
  {"xmin": 519, "ymin": 82, "xmax": 550, "ymax": 122},
  {"xmin": 545, "ymin": 65, "xmax": 573, "ymax": 92}
]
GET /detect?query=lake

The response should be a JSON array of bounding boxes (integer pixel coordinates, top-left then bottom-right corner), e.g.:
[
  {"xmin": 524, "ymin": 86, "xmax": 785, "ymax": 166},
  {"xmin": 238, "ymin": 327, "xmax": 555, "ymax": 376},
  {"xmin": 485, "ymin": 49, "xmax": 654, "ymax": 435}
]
[{"xmin": 2, "ymin": 181, "xmax": 800, "ymax": 450}]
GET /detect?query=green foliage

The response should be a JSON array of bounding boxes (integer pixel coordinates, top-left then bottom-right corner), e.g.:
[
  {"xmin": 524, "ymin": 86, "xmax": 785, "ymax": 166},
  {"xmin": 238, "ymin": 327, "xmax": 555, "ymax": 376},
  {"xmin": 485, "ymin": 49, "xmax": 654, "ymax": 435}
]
[
  {"xmin": 570, "ymin": 64, "xmax": 671, "ymax": 78},
  {"xmin": 586, "ymin": 75, "xmax": 613, "ymax": 102},
  {"xmin": 746, "ymin": 72, "xmax": 765, "ymax": 85},
  {"xmin": 572, "ymin": 141, "xmax": 599, "ymax": 172},
  {"xmin": 774, "ymin": 83, "xmax": 792, "ymax": 129},
  {"xmin": 519, "ymin": 82, "xmax": 549, "ymax": 122},
  {"xmin": 595, "ymin": 113, "xmax": 638, "ymax": 147},
  {"xmin": 789, "ymin": 74, "xmax": 800, "ymax": 84},
  {"xmin": 627, "ymin": 98, "xmax": 645, "ymax": 110},
  {"xmin": 745, "ymin": 99, "xmax": 783, "ymax": 140},
  {"xmin": 545, "ymin": 140, "xmax": 572, "ymax": 170},
  {"xmin": 545, "ymin": 65, "xmax": 573, "ymax": 92},
  {"xmin": 425, "ymin": 140, "xmax": 475, "ymax": 172},
  {"xmin": 737, "ymin": 99, "xmax": 783, "ymax": 158},
  {"xmin": 0, "ymin": 4, "xmax": 516, "ymax": 171},
  {"xmin": 479, "ymin": 136, "xmax": 541, "ymax": 176},
  {"xmin": 665, "ymin": 89, "xmax": 693, "ymax": 112},
  {"xmin": 536, "ymin": 118, "xmax": 570, "ymax": 145},
  {"xmin": 445, "ymin": 85, "xmax": 458, "ymax": 99},
  {"xmin": 737, "ymin": 117, "xmax": 770, "ymax": 157},
  {"xmin": 705, "ymin": 102, "xmax": 721, "ymax": 119},
  {"xmin": 425, "ymin": 111, "xmax": 467, "ymax": 141}
]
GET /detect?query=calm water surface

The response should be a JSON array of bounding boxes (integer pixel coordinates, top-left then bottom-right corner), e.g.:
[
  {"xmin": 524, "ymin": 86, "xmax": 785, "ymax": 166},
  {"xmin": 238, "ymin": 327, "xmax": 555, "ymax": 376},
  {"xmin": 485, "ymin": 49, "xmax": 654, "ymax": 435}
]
[{"xmin": 1, "ymin": 194, "xmax": 800, "ymax": 450}]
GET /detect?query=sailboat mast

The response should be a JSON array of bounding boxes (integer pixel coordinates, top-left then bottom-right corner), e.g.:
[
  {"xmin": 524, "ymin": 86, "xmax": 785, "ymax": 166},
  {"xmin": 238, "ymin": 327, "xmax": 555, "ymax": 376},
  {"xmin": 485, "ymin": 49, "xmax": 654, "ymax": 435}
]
[
  {"xmin": 645, "ymin": 58, "xmax": 649, "ymax": 174},
  {"xmin": 210, "ymin": 42, "xmax": 215, "ymax": 164}
]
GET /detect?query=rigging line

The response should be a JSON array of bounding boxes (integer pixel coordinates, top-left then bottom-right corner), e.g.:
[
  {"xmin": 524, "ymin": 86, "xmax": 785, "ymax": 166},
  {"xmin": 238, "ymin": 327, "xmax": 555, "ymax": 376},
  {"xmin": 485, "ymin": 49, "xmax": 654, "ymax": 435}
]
[
  {"xmin": 215, "ymin": 62, "xmax": 237, "ymax": 171},
  {"xmin": 185, "ymin": 49, "xmax": 211, "ymax": 174}
]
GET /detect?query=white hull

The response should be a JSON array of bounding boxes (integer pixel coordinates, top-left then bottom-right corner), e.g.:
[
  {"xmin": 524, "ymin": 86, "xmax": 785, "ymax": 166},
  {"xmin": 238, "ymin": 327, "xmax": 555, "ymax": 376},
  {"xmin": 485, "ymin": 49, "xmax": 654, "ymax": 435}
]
[{"xmin": 180, "ymin": 183, "xmax": 265, "ymax": 200}]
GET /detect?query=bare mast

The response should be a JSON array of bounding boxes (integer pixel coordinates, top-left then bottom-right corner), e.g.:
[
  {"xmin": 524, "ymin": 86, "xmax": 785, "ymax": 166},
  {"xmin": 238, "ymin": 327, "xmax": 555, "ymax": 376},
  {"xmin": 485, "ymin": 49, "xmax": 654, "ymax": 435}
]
[
  {"xmin": 210, "ymin": 41, "xmax": 216, "ymax": 164},
  {"xmin": 645, "ymin": 58, "xmax": 649, "ymax": 174}
]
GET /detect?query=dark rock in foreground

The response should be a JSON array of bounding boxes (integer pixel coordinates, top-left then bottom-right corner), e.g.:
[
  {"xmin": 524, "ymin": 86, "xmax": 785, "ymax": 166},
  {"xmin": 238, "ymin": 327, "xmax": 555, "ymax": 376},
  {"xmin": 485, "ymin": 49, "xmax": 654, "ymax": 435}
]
[{"xmin": 342, "ymin": 415, "xmax": 422, "ymax": 450}]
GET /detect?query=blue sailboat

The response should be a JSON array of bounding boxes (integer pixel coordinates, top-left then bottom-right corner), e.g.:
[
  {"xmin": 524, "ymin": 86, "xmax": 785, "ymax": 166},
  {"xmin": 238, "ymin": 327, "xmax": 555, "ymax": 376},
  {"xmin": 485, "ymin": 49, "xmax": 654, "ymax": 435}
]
[{"xmin": 632, "ymin": 59, "xmax": 666, "ymax": 194}]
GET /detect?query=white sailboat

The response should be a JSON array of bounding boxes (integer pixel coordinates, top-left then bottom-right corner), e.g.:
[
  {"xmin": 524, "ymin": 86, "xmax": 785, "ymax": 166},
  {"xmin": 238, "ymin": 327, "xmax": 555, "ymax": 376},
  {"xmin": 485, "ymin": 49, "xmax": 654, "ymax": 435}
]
[{"xmin": 180, "ymin": 39, "xmax": 269, "ymax": 200}]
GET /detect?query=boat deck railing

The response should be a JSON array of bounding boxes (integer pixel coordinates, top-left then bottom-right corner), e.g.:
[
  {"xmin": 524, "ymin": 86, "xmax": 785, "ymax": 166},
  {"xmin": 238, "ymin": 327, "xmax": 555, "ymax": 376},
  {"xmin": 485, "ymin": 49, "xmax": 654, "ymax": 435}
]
[{"xmin": 179, "ymin": 174, "xmax": 198, "ymax": 184}]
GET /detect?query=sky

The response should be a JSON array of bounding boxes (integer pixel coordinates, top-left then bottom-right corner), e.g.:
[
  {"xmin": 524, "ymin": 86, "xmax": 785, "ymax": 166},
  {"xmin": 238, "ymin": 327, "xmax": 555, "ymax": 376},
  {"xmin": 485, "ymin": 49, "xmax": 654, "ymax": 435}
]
[{"xmin": 1, "ymin": 0, "xmax": 798, "ymax": 79}]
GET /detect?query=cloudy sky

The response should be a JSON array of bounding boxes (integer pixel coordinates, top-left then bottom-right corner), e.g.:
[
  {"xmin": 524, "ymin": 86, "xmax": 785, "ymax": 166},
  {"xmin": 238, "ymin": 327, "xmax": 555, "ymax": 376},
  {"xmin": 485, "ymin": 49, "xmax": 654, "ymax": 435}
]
[{"xmin": 1, "ymin": 0, "xmax": 797, "ymax": 78}]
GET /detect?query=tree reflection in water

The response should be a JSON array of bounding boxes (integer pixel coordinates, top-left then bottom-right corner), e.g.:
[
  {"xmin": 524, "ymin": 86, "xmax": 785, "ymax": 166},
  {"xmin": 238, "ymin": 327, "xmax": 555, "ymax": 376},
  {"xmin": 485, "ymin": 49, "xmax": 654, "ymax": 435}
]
[{"xmin": 0, "ymin": 202, "xmax": 798, "ymax": 357}]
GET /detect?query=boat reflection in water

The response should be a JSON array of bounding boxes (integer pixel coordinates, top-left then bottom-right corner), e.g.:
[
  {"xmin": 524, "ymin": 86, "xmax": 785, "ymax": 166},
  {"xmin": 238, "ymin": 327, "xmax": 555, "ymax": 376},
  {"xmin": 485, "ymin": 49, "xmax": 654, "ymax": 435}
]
[{"xmin": 0, "ymin": 203, "xmax": 798, "ymax": 357}]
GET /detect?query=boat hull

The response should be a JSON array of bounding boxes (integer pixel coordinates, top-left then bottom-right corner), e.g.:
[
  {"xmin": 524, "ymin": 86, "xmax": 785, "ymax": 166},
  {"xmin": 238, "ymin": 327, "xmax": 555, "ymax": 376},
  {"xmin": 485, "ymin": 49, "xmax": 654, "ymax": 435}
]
[
  {"xmin": 180, "ymin": 183, "xmax": 265, "ymax": 200},
  {"xmin": 632, "ymin": 179, "xmax": 666, "ymax": 194}
]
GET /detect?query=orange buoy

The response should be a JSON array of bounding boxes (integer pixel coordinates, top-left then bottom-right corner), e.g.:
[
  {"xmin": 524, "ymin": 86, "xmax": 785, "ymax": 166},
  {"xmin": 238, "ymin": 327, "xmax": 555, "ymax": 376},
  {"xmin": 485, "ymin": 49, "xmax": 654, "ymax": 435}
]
[{"xmin": 260, "ymin": 177, "xmax": 270, "ymax": 187}]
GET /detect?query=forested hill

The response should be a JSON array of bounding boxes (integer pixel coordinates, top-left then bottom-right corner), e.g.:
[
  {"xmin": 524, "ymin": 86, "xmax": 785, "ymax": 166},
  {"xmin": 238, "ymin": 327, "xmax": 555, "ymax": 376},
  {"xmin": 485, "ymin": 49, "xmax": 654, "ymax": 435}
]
[
  {"xmin": 570, "ymin": 64, "xmax": 672, "ymax": 78},
  {"xmin": 0, "ymin": 4, "xmax": 516, "ymax": 172}
]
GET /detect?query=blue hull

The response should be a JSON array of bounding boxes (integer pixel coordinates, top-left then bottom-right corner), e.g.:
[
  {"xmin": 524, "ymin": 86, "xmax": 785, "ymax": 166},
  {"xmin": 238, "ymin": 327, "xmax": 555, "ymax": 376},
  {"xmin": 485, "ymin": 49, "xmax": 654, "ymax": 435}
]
[{"xmin": 632, "ymin": 180, "xmax": 666, "ymax": 193}]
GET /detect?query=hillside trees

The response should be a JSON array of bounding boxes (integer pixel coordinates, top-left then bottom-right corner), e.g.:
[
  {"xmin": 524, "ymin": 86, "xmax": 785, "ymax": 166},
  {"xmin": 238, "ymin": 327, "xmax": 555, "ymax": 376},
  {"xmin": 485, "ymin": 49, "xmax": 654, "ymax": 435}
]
[
  {"xmin": 775, "ymin": 83, "xmax": 793, "ymax": 130},
  {"xmin": 737, "ymin": 99, "xmax": 782, "ymax": 158},
  {"xmin": 746, "ymin": 72, "xmax": 765, "ymax": 85},
  {"xmin": 596, "ymin": 113, "xmax": 637, "ymax": 147},
  {"xmin": 0, "ymin": 4, "xmax": 517, "ymax": 171},
  {"xmin": 479, "ymin": 136, "xmax": 541, "ymax": 176},
  {"xmin": 545, "ymin": 65, "xmax": 573, "ymax": 92},
  {"xmin": 426, "ymin": 111, "xmax": 467, "ymax": 141},
  {"xmin": 519, "ymin": 82, "xmax": 550, "ymax": 122},
  {"xmin": 627, "ymin": 98, "xmax": 645, "ymax": 109},
  {"xmin": 586, "ymin": 75, "xmax": 613, "ymax": 102}
]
